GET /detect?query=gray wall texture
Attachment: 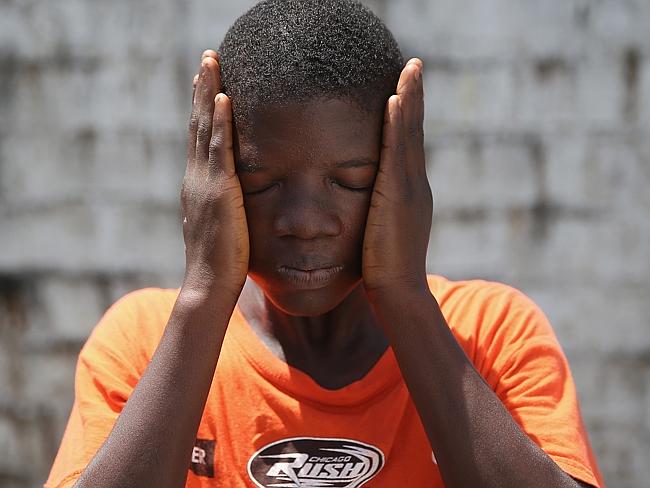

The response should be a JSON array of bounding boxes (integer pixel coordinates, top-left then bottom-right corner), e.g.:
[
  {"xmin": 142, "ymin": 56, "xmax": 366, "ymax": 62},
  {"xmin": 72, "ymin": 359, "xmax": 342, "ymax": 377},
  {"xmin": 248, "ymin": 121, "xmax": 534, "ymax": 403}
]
[{"xmin": 0, "ymin": 0, "xmax": 648, "ymax": 487}]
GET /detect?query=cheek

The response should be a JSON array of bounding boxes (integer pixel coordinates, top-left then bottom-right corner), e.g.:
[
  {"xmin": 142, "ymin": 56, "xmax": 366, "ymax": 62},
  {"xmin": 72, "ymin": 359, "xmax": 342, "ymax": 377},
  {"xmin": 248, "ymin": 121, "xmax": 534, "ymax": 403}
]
[
  {"xmin": 241, "ymin": 201, "xmax": 272, "ymax": 267},
  {"xmin": 344, "ymin": 196, "xmax": 372, "ymax": 240},
  {"xmin": 330, "ymin": 194, "xmax": 372, "ymax": 263},
  {"xmin": 242, "ymin": 199, "xmax": 273, "ymax": 243}
]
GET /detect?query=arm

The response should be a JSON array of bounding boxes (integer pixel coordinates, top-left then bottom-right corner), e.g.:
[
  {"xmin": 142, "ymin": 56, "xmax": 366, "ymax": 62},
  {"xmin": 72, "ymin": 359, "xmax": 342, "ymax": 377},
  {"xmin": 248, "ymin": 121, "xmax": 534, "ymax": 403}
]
[
  {"xmin": 362, "ymin": 59, "xmax": 599, "ymax": 487},
  {"xmin": 74, "ymin": 287, "xmax": 235, "ymax": 488},
  {"xmin": 370, "ymin": 288, "xmax": 591, "ymax": 488},
  {"xmin": 74, "ymin": 50, "xmax": 249, "ymax": 488}
]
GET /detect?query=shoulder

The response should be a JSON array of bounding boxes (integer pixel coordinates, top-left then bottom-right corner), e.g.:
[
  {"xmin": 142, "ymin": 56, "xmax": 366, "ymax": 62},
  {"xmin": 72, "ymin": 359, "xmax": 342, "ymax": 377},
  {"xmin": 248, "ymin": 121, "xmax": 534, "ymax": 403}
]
[
  {"xmin": 105, "ymin": 287, "xmax": 180, "ymax": 313},
  {"xmin": 427, "ymin": 273, "xmax": 530, "ymax": 300},
  {"xmin": 426, "ymin": 274, "xmax": 561, "ymax": 371},
  {"xmin": 426, "ymin": 274, "xmax": 548, "ymax": 328},
  {"xmin": 79, "ymin": 287, "xmax": 180, "ymax": 369},
  {"xmin": 91, "ymin": 287, "xmax": 179, "ymax": 337}
]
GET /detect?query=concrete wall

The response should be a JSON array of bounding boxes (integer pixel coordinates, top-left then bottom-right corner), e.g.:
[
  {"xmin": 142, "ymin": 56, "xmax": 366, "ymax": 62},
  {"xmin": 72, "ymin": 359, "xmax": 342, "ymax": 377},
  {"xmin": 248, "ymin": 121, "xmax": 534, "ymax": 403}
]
[{"xmin": 0, "ymin": 1, "xmax": 648, "ymax": 486}]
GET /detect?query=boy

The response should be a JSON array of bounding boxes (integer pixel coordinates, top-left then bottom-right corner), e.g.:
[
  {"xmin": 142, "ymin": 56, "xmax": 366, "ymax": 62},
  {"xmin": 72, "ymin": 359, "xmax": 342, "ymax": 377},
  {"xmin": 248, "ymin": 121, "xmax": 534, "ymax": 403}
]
[{"xmin": 46, "ymin": 1, "xmax": 604, "ymax": 487}]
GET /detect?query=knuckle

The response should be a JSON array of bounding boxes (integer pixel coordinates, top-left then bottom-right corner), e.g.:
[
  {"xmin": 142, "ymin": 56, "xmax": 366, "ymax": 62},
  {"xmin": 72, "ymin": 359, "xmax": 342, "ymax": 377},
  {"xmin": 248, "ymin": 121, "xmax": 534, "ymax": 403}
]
[
  {"xmin": 189, "ymin": 111, "xmax": 199, "ymax": 130},
  {"xmin": 408, "ymin": 125, "xmax": 423, "ymax": 139},
  {"xmin": 210, "ymin": 126, "xmax": 233, "ymax": 154},
  {"xmin": 181, "ymin": 174, "xmax": 193, "ymax": 192},
  {"xmin": 197, "ymin": 118, "xmax": 211, "ymax": 138},
  {"xmin": 209, "ymin": 134, "xmax": 223, "ymax": 153}
]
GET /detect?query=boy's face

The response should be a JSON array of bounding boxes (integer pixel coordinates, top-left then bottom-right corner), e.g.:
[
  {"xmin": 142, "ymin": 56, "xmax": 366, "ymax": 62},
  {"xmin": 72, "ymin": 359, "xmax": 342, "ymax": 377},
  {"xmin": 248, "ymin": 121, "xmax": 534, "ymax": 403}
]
[{"xmin": 235, "ymin": 98, "xmax": 383, "ymax": 316}]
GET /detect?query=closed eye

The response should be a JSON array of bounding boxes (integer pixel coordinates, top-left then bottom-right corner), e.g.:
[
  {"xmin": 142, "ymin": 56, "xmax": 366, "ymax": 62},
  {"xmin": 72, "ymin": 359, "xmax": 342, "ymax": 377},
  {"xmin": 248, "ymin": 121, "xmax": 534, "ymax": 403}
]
[
  {"xmin": 242, "ymin": 182, "xmax": 278, "ymax": 196},
  {"xmin": 332, "ymin": 180, "xmax": 373, "ymax": 192}
]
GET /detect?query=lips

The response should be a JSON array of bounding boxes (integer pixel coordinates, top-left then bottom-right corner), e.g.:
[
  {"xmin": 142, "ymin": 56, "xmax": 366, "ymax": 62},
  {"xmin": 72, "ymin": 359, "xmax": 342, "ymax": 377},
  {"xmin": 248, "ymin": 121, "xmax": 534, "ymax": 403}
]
[{"xmin": 277, "ymin": 263, "xmax": 344, "ymax": 289}]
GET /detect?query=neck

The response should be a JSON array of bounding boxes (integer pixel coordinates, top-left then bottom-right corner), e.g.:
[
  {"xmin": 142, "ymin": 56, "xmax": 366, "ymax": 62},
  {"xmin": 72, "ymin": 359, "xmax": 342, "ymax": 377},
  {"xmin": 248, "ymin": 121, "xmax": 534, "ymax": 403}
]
[{"xmin": 237, "ymin": 277, "xmax": 389, "ymax": 388}]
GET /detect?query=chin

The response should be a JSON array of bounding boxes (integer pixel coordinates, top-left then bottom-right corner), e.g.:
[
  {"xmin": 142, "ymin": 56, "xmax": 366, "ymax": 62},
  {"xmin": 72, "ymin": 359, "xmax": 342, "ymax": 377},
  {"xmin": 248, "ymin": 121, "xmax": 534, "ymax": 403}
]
[{"xmin": 250, "ymin": 273, "xmax": 362, "ymax": 317}]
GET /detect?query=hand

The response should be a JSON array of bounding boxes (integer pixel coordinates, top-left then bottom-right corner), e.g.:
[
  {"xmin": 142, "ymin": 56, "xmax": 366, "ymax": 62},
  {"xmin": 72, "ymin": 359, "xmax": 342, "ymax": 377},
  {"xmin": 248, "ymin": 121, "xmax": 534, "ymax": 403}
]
[
  {"xmin": 362, "ymin": 58, "xmax": 433, "ymax": 299},
  {"xmin": 181, "ymin": 50, "xmax": 249, "ymax": 297}
]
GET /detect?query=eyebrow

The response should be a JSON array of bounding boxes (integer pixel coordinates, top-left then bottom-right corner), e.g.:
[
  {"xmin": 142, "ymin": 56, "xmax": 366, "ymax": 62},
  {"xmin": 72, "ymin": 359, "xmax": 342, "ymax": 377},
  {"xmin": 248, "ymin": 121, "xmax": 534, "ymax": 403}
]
[
  {"xmin": 235, "ymin": 157, "xmax": 378, "ymax": 173},
  {"xmin": 335, "ymin": 158, "xmax": 378, "ymax": 169},
  {"xmin": 236, "ymin": 160, "xmax": 267, "ymax": 174}
]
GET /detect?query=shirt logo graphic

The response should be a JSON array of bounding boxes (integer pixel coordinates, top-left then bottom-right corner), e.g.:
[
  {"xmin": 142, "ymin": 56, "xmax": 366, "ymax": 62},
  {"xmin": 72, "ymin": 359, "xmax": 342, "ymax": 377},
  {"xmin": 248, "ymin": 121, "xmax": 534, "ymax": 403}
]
[
  {"xmin": 248, "ymin": 437, "xmax": 384, "ymax": 487},
  {"xmin": 189, "ymin": 439, "xmax": 216, "ymax": 478}
]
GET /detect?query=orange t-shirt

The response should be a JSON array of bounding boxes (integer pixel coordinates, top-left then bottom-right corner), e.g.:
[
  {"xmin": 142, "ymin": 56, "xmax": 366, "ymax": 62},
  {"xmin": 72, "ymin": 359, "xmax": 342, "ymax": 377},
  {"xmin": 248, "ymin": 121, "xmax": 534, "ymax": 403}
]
[{"xmin": 45, "ymin": 275, "xmax": 604, "ymax": 488}]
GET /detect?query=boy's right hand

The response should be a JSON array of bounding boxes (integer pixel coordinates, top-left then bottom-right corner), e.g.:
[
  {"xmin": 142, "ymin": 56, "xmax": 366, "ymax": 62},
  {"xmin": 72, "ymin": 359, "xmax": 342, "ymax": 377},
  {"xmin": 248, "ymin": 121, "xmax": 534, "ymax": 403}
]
[{"xmin": 181, "ymin": 50, "xmax": 249, "ymax": 298}]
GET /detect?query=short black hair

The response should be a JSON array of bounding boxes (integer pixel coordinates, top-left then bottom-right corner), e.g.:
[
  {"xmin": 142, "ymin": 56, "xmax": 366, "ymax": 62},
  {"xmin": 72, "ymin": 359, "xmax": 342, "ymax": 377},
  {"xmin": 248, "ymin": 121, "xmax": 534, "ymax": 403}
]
[{"xmin": 218, "ymin": 0, "xmax": 404, "ymax": 126}]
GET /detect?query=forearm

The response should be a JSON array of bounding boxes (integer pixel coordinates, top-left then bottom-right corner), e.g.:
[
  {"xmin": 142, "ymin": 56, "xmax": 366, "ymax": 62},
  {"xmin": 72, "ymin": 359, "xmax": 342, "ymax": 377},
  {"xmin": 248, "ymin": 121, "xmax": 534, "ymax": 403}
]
[
  {"xmin": 370, "ymin": 288, "xmax": 582, "ymax": 488},
  {"xmin": 75, "ymin": 282, "xmax": 239, "ymax": 488}
]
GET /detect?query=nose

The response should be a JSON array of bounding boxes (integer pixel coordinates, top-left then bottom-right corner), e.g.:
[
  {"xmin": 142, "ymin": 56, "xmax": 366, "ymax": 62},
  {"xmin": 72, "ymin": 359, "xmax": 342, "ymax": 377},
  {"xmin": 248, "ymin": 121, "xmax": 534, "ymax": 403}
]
[{"xmin": 273, "ymin": 193, "xmax": 343, "ymax": 240}]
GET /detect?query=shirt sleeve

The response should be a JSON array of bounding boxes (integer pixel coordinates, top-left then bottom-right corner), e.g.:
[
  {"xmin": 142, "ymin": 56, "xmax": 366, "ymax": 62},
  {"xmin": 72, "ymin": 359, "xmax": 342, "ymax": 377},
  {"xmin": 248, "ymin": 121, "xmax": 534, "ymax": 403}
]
[
  {"xmin": 472, "ymin": 283, "xmax": 605, "ymax": 488},
  {"xmin": 44, "ymin": 288, "xmax": 170, "ymax": 488}
]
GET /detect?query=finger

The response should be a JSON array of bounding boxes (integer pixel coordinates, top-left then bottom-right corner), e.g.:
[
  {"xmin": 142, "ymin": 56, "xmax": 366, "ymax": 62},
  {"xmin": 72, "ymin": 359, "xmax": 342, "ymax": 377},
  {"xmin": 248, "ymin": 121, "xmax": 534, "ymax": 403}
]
[
  {"xmin": 195, "ymin": 57, "xmax": 220, "ymax": 163},
  {"xmin": 396, "ymin": 59, "xmax": 424, "ymax": 144},
  {"xmin": 201, "ymin": 49, "xmax": 222, "ymax": 93},
  {"xmin": 187, "ymin": 52, "xmax": 221, "ymax": 168},
  {"xmin": 396, "ymin": 58, "xmax": 423, "ymax": 122},
  {"xmin": 379, "ymin": 95, "xmax": 409, "ymax": 190},
  {"xmin": 195, "ymin": 49, "xmax": 218, "ymax": 103},
  {"xmin": 192, "ymin": 73, "xmax": 199, "ymax": 104},
  {"xmin": 187, "ymin": 62, "xmax": 208, "ymax": 167},
  {"xmin": 209, "ymin": 93, "xmax": 236, "ymax": 178},
  {"xmin": 396, "ymin": 59, "xmax": 425, "ymax": 178},
  {"xmin": 201, "ymin": 49, "xmax": 219, "ymax": 61}
]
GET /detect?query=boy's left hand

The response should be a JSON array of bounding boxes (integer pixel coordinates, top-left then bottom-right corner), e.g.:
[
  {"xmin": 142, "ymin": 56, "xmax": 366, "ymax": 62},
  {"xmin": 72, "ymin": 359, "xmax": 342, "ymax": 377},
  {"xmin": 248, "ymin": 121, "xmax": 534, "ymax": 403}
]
[{"xmin": 362, "ymin": 59, "xmax": 433, "ymax": 300}]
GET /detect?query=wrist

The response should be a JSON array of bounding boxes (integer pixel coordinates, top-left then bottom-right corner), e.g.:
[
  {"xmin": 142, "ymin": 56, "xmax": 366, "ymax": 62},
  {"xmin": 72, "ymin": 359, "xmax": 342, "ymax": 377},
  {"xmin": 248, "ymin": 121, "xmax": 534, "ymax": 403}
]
[
  {"xmin": 184, "ymin": 260, "xmax": 245, "ymax": 291},
  {"xmin": 174, "ymin": 282, "xmax": 242, "ymax": 334},
  {"xmin": 180, "ymin": 273, "xmax": 244, "ymax": 305},
  {"xmin": 368, "ymin": 283, "xmax": 436, "ymax": 323},
  {"xmin": 365, "ymin": 277, "xmax": 430, "ymax": 307}
]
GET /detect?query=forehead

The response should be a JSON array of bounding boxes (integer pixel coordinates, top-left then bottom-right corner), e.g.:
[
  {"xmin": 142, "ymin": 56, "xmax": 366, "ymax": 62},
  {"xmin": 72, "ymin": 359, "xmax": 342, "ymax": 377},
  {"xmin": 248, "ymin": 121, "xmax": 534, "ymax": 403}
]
[{"xmin": 235, "ymin": 98, "xmax": 383, "ymax": 169}]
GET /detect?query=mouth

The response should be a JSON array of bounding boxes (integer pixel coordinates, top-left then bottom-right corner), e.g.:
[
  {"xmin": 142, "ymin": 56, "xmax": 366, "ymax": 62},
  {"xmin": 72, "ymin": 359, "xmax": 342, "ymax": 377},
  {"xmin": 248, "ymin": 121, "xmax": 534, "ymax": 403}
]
[{"xmin": 276, "ymin": 264, "xmax": 344, "ymax": 290}]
